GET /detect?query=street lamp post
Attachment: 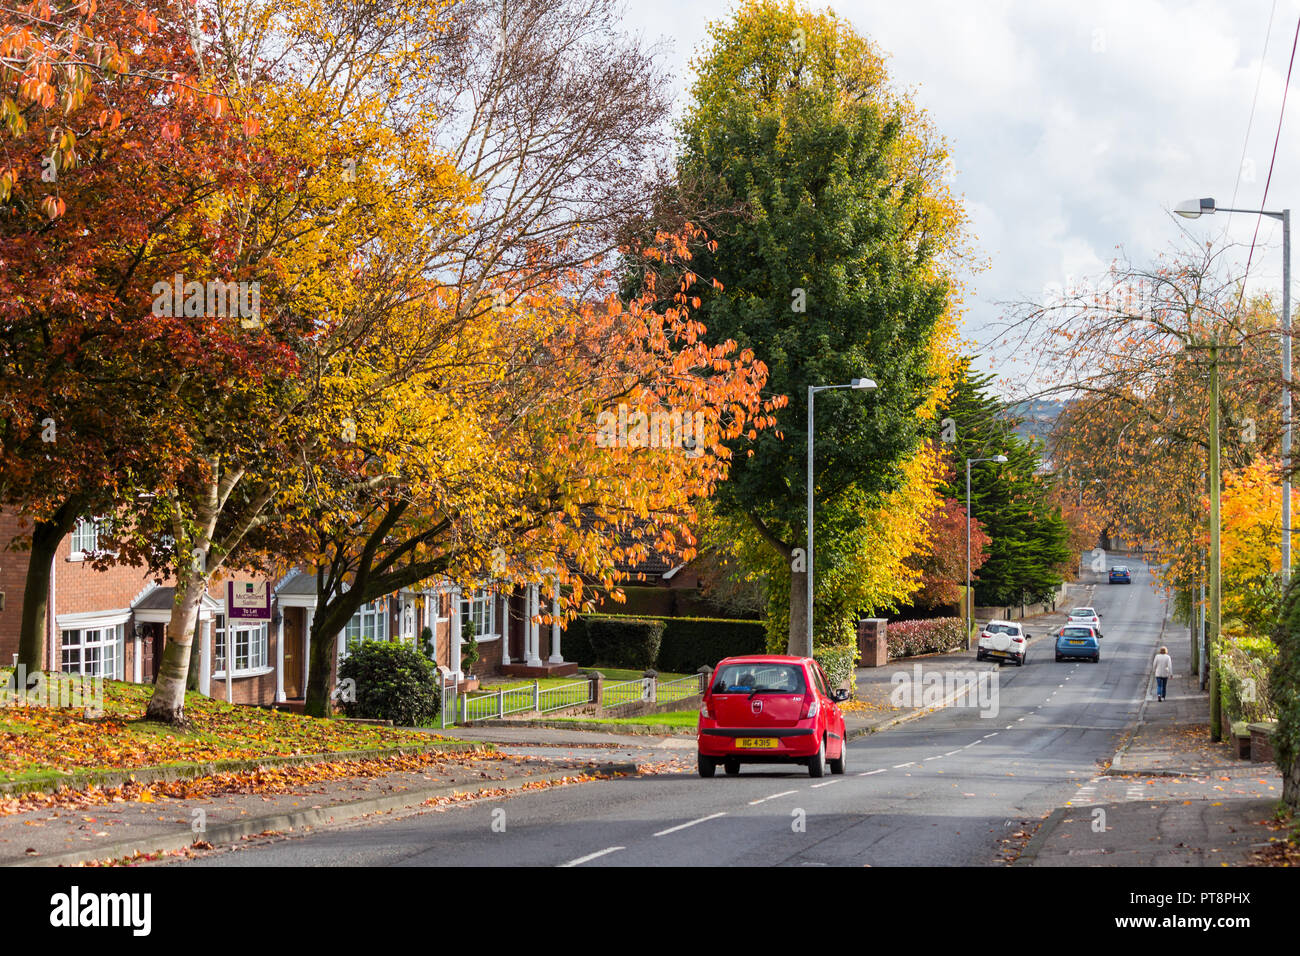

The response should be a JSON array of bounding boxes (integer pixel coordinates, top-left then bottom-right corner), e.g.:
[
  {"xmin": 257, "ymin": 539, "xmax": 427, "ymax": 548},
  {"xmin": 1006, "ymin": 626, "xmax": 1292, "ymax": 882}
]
[
  {"xmin": 965, "ymin": 455, "xmax": 1007, "ymax": 650},
  {"xmin": 1176, "ymin": 198, "xmax": 1291, "ymax": 581},
  {"xmin": 806, "ymin": 378, "xmax": 876, "ymax": 657}
]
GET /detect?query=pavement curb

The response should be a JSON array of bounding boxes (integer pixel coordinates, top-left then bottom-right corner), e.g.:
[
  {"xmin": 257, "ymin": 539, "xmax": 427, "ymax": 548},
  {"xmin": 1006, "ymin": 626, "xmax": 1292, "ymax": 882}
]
[
  {"xmin": 1013, "ymin": 806, "xmax": 1068, "ymax": 867},
  {"xmin": 0, "ymin": 742, "xmax": 491, "ymax": 799},
  {"xmin": 11, "ymin": 760, "xmax": 639, "ymax": 867}
]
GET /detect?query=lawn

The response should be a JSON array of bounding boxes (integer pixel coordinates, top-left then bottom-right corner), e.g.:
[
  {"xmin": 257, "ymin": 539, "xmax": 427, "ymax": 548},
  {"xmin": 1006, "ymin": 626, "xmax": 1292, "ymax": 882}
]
[
  {"xmin": 466, "ymin": 668, "xmax": 698, "ymax": 710},
  {"xmin": 0, "ymin": 670, "xmax": 440, "ymax": 786}
]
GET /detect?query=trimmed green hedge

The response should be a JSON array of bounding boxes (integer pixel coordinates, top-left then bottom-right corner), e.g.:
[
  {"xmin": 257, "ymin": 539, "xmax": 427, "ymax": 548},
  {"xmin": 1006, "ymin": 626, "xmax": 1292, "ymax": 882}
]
[
  {"xmin": 563, "ymin": 614, "xmax": 767, "ymax": 673},
  {"xmin": 887, "ymin": 617, "xmax": 965, "ymax": 660},
  {"xmin": 586, "ymin": 617, "xmax": 664, "ymax": 670}
]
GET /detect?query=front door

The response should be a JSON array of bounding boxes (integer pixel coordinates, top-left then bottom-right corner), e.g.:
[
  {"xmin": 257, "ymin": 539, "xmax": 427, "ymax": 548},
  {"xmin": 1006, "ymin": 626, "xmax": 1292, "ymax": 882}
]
[{"xmin": 283, "ymin": 608, "xmax": 304, "ymax": 698}]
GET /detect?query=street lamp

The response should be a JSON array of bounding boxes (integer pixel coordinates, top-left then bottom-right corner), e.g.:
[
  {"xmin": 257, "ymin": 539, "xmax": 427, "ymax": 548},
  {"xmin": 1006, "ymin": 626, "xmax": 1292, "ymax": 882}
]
[
  {"xmin": 965, "ymin": 454, "xmax": 1007, "ymax": 650},
  {"xmin": 806, "ymin": 378, "xmax": 877, "ymax": 657},
  {"xmin": 1176, "ymin": 197, "xmax": 1291, "ymax": 582}
]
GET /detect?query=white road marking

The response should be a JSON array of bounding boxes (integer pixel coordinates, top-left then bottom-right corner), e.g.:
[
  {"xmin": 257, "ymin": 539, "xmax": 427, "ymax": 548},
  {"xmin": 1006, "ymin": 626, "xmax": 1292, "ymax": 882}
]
[
  {"xmin": 858, "ymin": 769, "xmax": 887, "ymax": 776},
  {"xmin": 810, "ymin": 780, "xmax": 841, "ymax": 789},
  {"xmin": 983, "ymin": 732, "xmax": 998, "ymax": 738},
  {"xmin": 655, "ymin": 812, "xmax": 727, "ymax": 836},
  {"xmin": 748, "ymin": 790, "xmax": 798, "ymax": 805},
  {"xmin": 943, "ymin": 750, "xmax": 962, "ymax": 757},
  {"xmin": 560, "ymin": 846, "xmax": 625, "ymax": 867},
  {"xmin": 893, "ymin": 762, "xmax": 915, "ymax": 769}
]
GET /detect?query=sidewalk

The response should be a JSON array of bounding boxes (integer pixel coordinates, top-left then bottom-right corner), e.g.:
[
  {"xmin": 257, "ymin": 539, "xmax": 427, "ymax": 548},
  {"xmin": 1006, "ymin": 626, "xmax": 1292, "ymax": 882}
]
[
  {"xmin": 0, "ymin": 749, "xmax": 637, "ymax": 866},
  {"xmin": 1018, "ymin": 671, "xmax": 1287, "ymax": 866}
]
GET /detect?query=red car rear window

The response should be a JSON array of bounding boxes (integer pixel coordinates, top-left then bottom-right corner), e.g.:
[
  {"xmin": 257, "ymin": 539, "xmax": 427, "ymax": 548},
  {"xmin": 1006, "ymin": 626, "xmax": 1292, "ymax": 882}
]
[{"xmin": 712, "ymin": 663, "xmax": 807, "ymax": 695}]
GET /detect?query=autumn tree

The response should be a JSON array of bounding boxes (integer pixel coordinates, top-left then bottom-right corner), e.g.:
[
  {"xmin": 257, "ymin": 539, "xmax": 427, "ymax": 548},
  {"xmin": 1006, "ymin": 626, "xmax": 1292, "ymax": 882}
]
[
  {"xmin": 0, "ymin": 0, "xmax": 273, "ymax": 673},
  {"xmin": 675, "ymin": 0, "xmax": 972, "ymax": 655}
]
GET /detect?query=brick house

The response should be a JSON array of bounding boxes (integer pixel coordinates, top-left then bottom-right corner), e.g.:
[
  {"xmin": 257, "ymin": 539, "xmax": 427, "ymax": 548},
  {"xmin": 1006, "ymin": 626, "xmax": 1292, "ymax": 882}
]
[{"xmin": 1, "ymin": 509, "xmax": 575, "ymax": 705}]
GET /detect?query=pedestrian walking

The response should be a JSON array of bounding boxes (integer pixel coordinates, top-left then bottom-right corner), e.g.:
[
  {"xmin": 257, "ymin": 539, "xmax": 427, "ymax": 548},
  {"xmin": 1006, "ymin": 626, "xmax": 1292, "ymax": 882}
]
[{"xmin": 1153, "ymin": 646, "xmax": 1173, "ymax": 701}]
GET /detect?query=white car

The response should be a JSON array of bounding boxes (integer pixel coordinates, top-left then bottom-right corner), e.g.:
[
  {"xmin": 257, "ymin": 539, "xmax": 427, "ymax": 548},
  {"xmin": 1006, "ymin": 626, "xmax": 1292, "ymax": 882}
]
[
  {"xmin": 976, "ymin": 619, "xmax": 1029, "ymax": 666},
  {"xmin": 1067, "ymin": 607, "xmax": 1103, "ymax": 637}
]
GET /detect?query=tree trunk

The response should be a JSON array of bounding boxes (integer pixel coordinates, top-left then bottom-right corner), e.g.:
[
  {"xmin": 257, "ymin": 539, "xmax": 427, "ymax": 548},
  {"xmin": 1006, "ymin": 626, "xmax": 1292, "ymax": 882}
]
[
  {"xmin": 305, "ymin": 606, "xmax": 348, "ymax": 718},
  {"xmin": 16, "ymin": 518, "xmax": 70, "ymax": 672},
  {"xmin": 789, "ymin": 568, "xmax": 810, "ymax": 657},
  {"xmin": 144, "ymin": 577, "xmax": 207, "ymax": 724},
  {"xmin": 186, "ymin": 613, "xmax": 203, "ymax": 691}
]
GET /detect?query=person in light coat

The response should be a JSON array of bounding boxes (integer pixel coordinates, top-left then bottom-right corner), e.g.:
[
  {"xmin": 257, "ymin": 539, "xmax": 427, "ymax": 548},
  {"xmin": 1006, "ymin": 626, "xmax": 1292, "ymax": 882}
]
[{"xmin": 1153, "ymin": 646, "xmax": 1173, "ymax": 701}]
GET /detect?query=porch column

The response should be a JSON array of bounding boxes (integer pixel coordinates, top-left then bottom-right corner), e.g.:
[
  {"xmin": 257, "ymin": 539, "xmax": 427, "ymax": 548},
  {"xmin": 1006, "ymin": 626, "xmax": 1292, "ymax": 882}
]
[
  {"xmin": 303, "ymin": 607, "xmax": 314, "ymax": 694},
  {"xmin": 275, "ymin": 604, "xmax": 286, "ymax": 703},
  {"xmin": 132, "ymin": 627, "xmax": 142, "ymax": 683},
  {"xmin": 526, "ymin": 584, "xmax": 542, "ymax": 666},
  {"xmin": 450, "ymin": 586, "xmax": 463, "ymax": 679},
  {"xmin": 199, "ymin": 621, "xmax": 211, "ymax": 696},
  {"xmin": 500, "ymin": 590, "xmax": 511, "ymax": 666},
  {"xmin": 548, "ymin": 584, "xmax": 564, "ymax": 664}
]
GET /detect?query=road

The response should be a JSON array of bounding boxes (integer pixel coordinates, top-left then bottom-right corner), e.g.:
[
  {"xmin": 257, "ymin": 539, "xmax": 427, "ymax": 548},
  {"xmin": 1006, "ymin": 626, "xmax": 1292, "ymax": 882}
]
[{"xmin": 178, "ymin": 564, "xmax": 1168, "ymax": 867}]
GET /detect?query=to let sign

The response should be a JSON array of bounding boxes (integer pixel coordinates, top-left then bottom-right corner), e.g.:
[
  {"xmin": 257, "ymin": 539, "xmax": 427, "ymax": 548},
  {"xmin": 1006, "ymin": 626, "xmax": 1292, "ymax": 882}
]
[{"xmin": 227, "ymin": 581, "xmax": 271, "ymax": 620}]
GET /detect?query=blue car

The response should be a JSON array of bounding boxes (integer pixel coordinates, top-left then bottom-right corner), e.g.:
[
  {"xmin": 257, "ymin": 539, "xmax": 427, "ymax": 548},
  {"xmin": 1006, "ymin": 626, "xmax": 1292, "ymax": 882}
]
[
  {"xmin": 1109, "ymin": 566, "xmax": 1131, "ymax": 584},
  {"xmin": 1055, "ymin": 625, "xmax": 1100, "ymax": 662}
]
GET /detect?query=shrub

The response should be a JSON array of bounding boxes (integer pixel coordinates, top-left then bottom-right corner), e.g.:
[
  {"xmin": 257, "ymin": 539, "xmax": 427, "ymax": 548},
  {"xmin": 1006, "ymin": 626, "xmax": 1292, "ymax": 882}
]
[
  {"xmin": 814, "ymin": 644, "xmax": 858, "ymax": 693},
  {"xmin": 886, "ymin": 617, "xmax": 965, "ymax": 660},
  {"xmin": 337, "ymin": 640, "xmax": 440, "ymax": 726},
  {"xmin": 1217, "ymin": 639, "xmax": 1274, "ymax": 725},
  {"xmin": 419, "ymin": 625, "xmax": 436, "ymax": 661},
  {"xmin": 1271, "ymin": 584, "xmax": 1300, "ymax": 810},
  {"xmin": 585, "ymin": 617, "xmax": 664, "ymax": 669}
]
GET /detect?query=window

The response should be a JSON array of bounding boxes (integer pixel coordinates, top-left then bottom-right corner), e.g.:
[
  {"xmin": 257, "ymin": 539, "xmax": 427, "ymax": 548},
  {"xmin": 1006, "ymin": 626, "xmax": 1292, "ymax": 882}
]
[
  {"xmin": 61, "ymin": 625, "xmax": 123, "ymax": 677},
  {"xmin": 710, "ymin": 663, "xmax": 806, "ymax": 695},
  {"xmin": 71, "ymin": 516, "xmax": 104, "ymax": 556},
  {"xmin": 461, "ymin": 589, "xmax": 496, "ymax": 638},
  {"xmin": 213, "ymin": 615, "xmax": 269, "ymax": 675},
  {"xmin": 345, "ymin": 599, "xmax": 389, "ymax": 652}
]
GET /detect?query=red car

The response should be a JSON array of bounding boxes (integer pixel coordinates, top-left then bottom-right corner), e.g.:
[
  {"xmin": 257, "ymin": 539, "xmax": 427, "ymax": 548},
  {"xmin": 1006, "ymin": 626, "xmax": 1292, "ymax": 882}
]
[{"xmin": 697, "ymin": 655, "xmax": 848, "ymax": 778}]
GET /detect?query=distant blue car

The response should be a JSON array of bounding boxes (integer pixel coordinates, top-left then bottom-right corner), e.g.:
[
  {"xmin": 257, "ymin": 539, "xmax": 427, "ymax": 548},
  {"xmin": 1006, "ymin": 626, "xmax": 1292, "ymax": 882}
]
[
  {"xmin": 1109, "ymin": 566, "xmax": 1131, "ymax": 584},
  {"xmin": 1055, "ymin": 625, "xmax": 1100, "ymax": 662}
]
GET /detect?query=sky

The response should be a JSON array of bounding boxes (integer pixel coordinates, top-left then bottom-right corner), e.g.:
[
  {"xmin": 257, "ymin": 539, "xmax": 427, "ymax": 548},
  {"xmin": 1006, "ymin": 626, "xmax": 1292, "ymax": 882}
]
[{"xmin": 619, "ymin": 0, "xmax": 1300, "ymax": 395}]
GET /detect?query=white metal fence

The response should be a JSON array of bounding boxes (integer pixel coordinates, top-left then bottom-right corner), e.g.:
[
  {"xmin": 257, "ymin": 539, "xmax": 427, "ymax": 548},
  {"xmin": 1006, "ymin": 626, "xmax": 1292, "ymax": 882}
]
[{"xmin": 439, "ymin": 669, "xmax": 709, "ymax": 727}]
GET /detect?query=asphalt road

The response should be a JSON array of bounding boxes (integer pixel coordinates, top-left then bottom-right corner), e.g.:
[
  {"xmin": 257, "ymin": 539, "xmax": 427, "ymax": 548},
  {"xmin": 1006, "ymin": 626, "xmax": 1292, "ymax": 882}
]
[{"xmin": 180, "ymin": 564, "xmax": 1168, "ymax": 867}]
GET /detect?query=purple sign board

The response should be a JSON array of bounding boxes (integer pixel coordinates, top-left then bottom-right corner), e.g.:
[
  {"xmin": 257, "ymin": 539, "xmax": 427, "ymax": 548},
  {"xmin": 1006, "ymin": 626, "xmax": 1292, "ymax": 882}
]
[{"xmin": 226, "ymin": 580, "xmax": 271, "ymax": 620}]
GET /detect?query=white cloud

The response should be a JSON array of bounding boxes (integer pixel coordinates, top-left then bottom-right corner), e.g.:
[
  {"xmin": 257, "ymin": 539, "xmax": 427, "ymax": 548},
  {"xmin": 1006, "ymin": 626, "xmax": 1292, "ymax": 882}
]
[{"xmin": 620, "ymin": 0, "xmax": 1300, "ymax": 389}]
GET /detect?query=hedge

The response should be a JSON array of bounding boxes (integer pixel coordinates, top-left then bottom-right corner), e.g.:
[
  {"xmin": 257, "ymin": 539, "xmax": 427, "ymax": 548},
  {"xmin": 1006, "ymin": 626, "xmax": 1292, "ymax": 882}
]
[
  {"xmin": 563, "ymin": 614, "xmax": 767, "ymax": 673},
  {"xmin": 585, "ymin": 617, "xmax": 664, "ymax": 670},
  {"xmin": 814, "ymin": 644, "xmax": 858, "ymax": 692},
  {"xmin": 887, "ymin": 617, "xmax": 965, "ymax": 660}
]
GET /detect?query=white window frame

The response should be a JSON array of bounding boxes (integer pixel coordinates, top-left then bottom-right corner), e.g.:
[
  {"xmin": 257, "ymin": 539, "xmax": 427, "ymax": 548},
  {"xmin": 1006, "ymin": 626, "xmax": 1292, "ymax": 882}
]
[
  {"xmin": 460, "ymin": 589, "xmax": 498, "ymax": 640},
  {"xmin": 345, "ymin": 598, "xmax": 389, "ymax": 652},
  {"xmin": 69, "ymin": 515, "xmax": 108, "ymax": 560},
  {"xmin": 212, "ymin": 614, "xmax": 270, "ymax": 678},
  {"xmin": 60, "ymin": 624, "xmax": 124, "ymax": 678}
]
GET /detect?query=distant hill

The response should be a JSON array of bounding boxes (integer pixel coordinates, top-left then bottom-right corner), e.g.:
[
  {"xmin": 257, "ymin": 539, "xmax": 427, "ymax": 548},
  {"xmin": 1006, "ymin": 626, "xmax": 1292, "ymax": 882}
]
[{"xmin": 1004, "ymin": 398, "xmax": 1068, "ymax": 448}]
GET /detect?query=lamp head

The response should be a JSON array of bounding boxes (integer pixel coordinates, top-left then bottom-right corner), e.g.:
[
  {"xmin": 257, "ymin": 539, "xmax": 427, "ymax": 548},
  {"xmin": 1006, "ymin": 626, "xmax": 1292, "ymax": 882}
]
[
  {"xmin": 850, "ymin": 378, "xmax": 877, "ymax": 390},
  {"xmin": 1175, "ymin": 197, "xmax": 1216, "ymax": 219}
]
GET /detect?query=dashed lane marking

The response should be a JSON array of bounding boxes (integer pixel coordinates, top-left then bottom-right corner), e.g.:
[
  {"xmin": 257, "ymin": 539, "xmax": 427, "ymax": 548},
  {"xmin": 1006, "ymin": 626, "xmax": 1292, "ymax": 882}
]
[
  {"xmin": 654, "ymin": 812, "xmax": 727, "ymax": 837},
  {"xmin": 560, "ymin": 846, "xmax": 625, "ymax": 867}
]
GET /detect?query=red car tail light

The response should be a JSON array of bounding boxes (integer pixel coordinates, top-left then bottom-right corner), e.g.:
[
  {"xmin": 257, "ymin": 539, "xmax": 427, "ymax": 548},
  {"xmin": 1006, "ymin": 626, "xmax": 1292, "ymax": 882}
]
[
  {"xmin": 800, "ymin": 694, "xmax": 820, "ymax": 719},
  {"xmin": 1012, "ymin": 636, "xmax": 1024, "ymax": 644},
  {"xmin": 700, "ymin": 699, "xmax": 712, "ymax": 719}
]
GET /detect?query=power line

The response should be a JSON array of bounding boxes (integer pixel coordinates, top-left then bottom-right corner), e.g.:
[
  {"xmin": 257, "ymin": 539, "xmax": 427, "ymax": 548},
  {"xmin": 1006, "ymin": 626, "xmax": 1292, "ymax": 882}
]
[
  {"xmin": 1226, "ymin": 0, "xmax": 1277, "ymax": 230},
  {"xmin": 1240, "ymin": 13, "xmax": 1300, "ymax": 301}
]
